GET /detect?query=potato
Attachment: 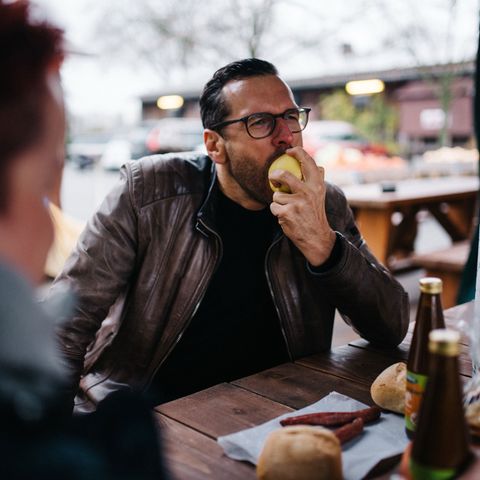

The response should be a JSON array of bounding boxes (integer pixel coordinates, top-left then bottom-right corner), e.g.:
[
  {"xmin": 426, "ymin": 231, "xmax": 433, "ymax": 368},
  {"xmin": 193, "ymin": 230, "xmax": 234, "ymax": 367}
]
[{"xmin": 370, "ymin": 362, "xmax": 406, "ymax": 414}]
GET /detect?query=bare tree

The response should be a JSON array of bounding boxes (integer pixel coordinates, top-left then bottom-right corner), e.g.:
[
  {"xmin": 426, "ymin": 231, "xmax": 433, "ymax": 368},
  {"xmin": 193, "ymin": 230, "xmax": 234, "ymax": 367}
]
[
  {"xmin": 91, "ymin": 0, "xmax": 369, "ymax": 80},
  {"xmin": 371, "ymin": 0, "xmax": 478, "ymax": 147},
  {"xmin": 89, "ymin": 0, "xmax": 478, "ymax": 143}
]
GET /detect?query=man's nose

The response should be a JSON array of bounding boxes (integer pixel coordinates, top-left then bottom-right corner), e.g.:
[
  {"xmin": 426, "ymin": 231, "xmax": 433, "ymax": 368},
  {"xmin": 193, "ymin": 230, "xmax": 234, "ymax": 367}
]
[{"xmin": 271, "ymin": 118, "xmax": 294, "ymax": 147}]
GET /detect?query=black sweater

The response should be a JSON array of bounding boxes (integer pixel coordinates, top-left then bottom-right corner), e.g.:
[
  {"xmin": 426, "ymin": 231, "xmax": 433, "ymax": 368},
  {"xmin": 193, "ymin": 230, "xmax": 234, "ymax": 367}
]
[{"xmin": 148, "ymin": 190, "xmax": 289, "ymax": 404}]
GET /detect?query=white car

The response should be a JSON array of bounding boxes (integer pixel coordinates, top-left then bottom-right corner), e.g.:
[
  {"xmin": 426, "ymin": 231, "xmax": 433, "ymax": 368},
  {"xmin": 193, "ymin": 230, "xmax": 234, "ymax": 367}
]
[
  {"xmin": 146, "ymin": 118, "xmax": 204, "ymax": 154},
  {"xmin": 100, "ymin": 138, "xmax": 132, "ymax": 171},
  {"xmin": 68, "ymin": 132, "xmax": 111, "ymax": 169}
]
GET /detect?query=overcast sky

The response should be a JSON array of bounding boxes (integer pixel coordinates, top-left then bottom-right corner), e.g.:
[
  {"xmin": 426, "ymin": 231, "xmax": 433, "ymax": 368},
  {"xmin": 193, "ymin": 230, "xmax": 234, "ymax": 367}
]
[
  {"xmin": 35, "ymin": 0, "xmax": 158, "ymax": 125},
  {"xmin": 34, "ymin": 0, "xmax": 479, "ymax": 127}
]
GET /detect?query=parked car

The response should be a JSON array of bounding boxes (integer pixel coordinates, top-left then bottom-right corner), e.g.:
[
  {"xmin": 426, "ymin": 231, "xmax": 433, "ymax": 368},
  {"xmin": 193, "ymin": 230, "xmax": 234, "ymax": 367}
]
[
  {"xmin": 99, "ymin": 138, "xmax": 133, "ymax": 171},
  {"xmin": 302, "ymin": 120, "xmax": 406, "ymax": 185},
  {"xmin": 67, "ymin": 132, "xmax": 112, "ymax": 169},
  {"xmin": 129, "ymin": 119, "xmax": 161, "ymax": 159},
  {"xmin": 146, "ymin": 118, "xmax": 204, "ymax": 154},
  {"xmin": 99, "ymin": 120, "xmax": 162, "ymax": 171},
  {"xmin": 302, "ymin": 120, "xmax": 389, "ymax": 157}
]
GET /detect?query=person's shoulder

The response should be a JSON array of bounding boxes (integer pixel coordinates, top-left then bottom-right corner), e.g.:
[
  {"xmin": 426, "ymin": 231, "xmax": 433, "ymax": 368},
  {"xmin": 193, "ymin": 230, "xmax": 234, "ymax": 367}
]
[
  {"xmin": 0, "ymin": 262, "xmax": 67, "ymax": 406},
  {"xmin": 129, "ymin": 151, "xmax": 212, "ymax": 180},
  {"xmin": 125, "ymin": 152, "xmax": 213, "ymax": 207}
]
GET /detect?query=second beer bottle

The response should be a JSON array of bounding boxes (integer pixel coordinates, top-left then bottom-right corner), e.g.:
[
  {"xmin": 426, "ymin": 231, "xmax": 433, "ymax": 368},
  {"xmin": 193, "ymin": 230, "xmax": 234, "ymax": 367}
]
[
  {"xmin": 405, "ymin": 277, "xmax": 445, "ymax": 439},
  {"xmin": 410, "ymin": 328, "xmax": 471, "ymax": 478}
]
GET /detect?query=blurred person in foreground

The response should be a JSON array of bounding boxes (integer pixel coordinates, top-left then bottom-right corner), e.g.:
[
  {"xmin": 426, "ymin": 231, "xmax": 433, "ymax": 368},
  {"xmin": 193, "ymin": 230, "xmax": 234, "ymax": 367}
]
[
  {"xmin": 51, "ymin": 58, "xmax": 409, "ymax": 412},
  {"xmin": 0, "ymin": 1, "xmax": 166, "ymax": 478}
]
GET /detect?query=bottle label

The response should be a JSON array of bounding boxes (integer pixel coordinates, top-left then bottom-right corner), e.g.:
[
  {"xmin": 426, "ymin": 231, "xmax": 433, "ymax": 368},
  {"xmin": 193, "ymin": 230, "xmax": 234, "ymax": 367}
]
[
  {"xmin": 405, "ymin": 370, "xmax": 428, "ymax": 433},
  {"xmin": 410, "ymin": 458, "xmax": 456, "ymax": 479}
]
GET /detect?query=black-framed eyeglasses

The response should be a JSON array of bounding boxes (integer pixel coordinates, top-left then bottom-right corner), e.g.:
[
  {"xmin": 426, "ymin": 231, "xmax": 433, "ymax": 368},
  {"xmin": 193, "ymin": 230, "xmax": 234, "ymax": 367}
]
[{"xmin": 210, "ymin": 107, "xmax": 311, "ymax": 139}]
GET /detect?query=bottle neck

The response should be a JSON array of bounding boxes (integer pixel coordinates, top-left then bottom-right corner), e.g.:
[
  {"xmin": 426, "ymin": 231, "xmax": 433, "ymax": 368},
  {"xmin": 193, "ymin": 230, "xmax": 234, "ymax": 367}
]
[
  {"xmin": 408, "ymin": 293, "xmax": 446, "ymax": 373},
  {"xmin": 418, "ymin": 291, "xmax": 442, "ymax": 306}
]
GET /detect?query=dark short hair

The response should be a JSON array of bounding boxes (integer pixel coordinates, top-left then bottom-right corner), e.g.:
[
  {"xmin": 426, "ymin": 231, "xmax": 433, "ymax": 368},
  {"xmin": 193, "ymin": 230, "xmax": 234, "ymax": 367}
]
[
  {"xmin": 199, "ymin": 58, "xmax": 278, "ymax": 131},
  {"xmin": 0, "ymin": 0, "xmax": 64, "ymax": 212}
]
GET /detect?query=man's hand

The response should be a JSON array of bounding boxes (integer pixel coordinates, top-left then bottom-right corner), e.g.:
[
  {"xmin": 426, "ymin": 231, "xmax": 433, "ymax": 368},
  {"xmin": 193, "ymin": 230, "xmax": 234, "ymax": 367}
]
[{"xmin": 269, "ymin": 147, "xmax": 336, "ymax": 267}]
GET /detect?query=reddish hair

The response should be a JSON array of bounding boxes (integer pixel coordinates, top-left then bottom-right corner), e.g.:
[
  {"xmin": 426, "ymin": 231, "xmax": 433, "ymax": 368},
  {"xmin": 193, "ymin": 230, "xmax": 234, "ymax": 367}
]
[{"xmin": 0, "ymin": 0, "xmax": 64, "ymax": 212}]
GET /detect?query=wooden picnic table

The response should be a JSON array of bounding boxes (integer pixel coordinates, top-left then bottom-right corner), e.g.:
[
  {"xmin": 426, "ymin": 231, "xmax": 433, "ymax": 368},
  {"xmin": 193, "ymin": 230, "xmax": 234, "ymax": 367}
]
[
  {"xmin": 154, "ymin": 301, "xmax": 480, "ymax": 479},
  {"xmin": 341, "ymin": 176, "xmax": 479, "ymax": 271}
]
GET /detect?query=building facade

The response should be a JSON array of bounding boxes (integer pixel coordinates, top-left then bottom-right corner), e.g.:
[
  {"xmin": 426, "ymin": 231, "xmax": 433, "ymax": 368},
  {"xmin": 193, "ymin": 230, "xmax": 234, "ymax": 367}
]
[{"xmin": 140, "ymin": 61, "xmax": 475, "ymax": 156}]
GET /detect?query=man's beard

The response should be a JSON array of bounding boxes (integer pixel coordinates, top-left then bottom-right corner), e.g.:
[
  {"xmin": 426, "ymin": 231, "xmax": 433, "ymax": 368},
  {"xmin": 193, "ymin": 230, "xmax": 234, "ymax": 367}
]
[{"xmin": 225, "ymin": 147, "xmax": 287, "ymax": 206}]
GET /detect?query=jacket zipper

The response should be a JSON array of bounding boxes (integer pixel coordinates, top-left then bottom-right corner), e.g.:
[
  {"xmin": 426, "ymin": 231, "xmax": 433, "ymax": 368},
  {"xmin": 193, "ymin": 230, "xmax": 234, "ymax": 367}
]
[
  {"xmin": 265, "ymin": 235, "xmax": 293, "ymax": 361},
  {"xmin": 143, "ymin": 218, "xmax": 223, "ymax": 391}
]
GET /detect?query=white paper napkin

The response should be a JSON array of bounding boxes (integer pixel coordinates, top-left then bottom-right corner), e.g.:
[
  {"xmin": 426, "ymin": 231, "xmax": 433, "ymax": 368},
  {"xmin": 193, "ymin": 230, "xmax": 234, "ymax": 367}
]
[{"xmin": 218, "ymin": 391, "xmax": 409, "ymax": 480}]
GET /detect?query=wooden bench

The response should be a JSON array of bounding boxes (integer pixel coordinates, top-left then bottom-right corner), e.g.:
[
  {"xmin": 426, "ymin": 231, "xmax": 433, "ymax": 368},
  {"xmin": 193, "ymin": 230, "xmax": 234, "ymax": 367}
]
[{"xmin": 410, "ymin": 240, "xmax": 470, "ymax": 309}]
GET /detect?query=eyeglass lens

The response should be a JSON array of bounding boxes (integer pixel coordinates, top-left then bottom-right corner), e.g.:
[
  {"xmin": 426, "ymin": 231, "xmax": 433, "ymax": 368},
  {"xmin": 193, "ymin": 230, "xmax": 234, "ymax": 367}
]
[{"xmin": 246, "ymin": 109, "xmax": 308, "ymax": 138}]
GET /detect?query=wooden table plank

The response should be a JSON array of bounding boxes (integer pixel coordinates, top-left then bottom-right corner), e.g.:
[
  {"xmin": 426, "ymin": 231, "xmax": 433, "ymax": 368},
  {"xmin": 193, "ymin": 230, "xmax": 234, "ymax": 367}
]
[
  {"xmin": 154, "ymin": 302, "xmax": 478, "ymax": 479},
  {"xmin": 354, "ymin": 207, "xmax": 393, "ymax": 265},
  {"xmin": 156, "ymin": 383, "xmax": 293, "ymax": 439},
  {"xmin": 349, "ymin": 338, "xmax": 410, "ymax": 361},
  {"xmin": 296, "ymin": 344, "xmax": 402, "ymax": 386},
  {"xmin": 342, "ymin": 177, "xmax": 478, "ymax": 269},
  {"xmin": 156, "ymin": 415, "xmax": 255, "ymax": 480},
  {"xmin": 343, "ymin": 177, "xmax": 479, "ymax": 209},
  {"xmin": 232, "ymin": 361, "xmax": 375, "ymax": 408},
  {"xmin": 349, "ymin": 338, "xmax": 472, "ymax": 377}
]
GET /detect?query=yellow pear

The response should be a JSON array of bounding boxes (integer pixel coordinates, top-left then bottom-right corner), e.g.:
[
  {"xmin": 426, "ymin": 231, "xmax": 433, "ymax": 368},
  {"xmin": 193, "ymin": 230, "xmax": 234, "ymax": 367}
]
[{"xmin": 268, "ymin": 154, "xmax": 303, "ymax": 193}]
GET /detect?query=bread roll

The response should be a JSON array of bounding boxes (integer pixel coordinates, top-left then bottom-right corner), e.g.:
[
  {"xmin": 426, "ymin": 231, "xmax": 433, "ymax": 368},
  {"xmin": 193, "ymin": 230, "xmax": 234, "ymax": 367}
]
[
  {"xmin": 370, "ymin": 362, "xmax": 406, "ymax": 414},
  {"xmin": 256, "ymin": 426, "xmax": 342, "ymax": 480}
]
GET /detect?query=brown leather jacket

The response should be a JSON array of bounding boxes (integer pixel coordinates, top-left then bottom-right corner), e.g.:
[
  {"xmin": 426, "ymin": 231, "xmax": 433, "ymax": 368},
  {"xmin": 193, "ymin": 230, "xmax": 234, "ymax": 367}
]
[{"xmin": 51, "ymin": 153, "xmax": 409, "ymax": 411}]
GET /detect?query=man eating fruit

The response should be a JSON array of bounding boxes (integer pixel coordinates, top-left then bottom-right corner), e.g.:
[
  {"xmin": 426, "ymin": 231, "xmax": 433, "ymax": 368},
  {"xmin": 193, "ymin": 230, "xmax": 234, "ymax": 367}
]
[{"xmin": 50, "ymin": 58, "xmax": 409, "ymax": 411}]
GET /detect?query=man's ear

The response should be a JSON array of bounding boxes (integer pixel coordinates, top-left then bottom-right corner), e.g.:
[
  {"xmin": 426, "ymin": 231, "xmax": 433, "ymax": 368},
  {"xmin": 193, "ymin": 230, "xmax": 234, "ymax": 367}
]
[{"xmin": 204, "ymin": 129, "xmax": 227, "ymax": 165}]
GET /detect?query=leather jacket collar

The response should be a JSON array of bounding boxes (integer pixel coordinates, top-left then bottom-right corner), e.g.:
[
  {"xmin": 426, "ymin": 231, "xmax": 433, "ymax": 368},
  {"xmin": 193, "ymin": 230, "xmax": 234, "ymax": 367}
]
[{"xmin": 195, "ymin": 159, "xmax": 221, "ymax": 236}]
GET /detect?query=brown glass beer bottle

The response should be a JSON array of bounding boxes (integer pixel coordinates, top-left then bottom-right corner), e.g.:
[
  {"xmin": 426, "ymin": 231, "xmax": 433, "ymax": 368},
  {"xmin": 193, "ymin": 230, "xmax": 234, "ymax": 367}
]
[
  {"xmin": 410, "ymin": 329, "xmax": 471, "ymax": 479},
  {"xmin": 405, "ymin": 277, "xmax": 445, "ymax": 439}
]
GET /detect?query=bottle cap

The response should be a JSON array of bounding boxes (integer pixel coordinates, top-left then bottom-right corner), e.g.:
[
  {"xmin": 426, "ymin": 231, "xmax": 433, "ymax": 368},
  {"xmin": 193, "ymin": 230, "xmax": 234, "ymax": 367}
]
[
  {"xmin": 419, "ymin": 277, "xmax": 442, "ymax": 294},
  {"xmin": 428, "ymin": 328, "xmax": 460, "ymax": 356}
]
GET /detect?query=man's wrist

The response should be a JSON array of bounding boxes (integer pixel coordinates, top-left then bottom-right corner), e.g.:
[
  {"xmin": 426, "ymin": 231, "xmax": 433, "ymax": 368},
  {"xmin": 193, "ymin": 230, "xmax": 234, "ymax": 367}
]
[{"xmin": 308, "ymin": 232, "xmax": 342, "ymax": 273}]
